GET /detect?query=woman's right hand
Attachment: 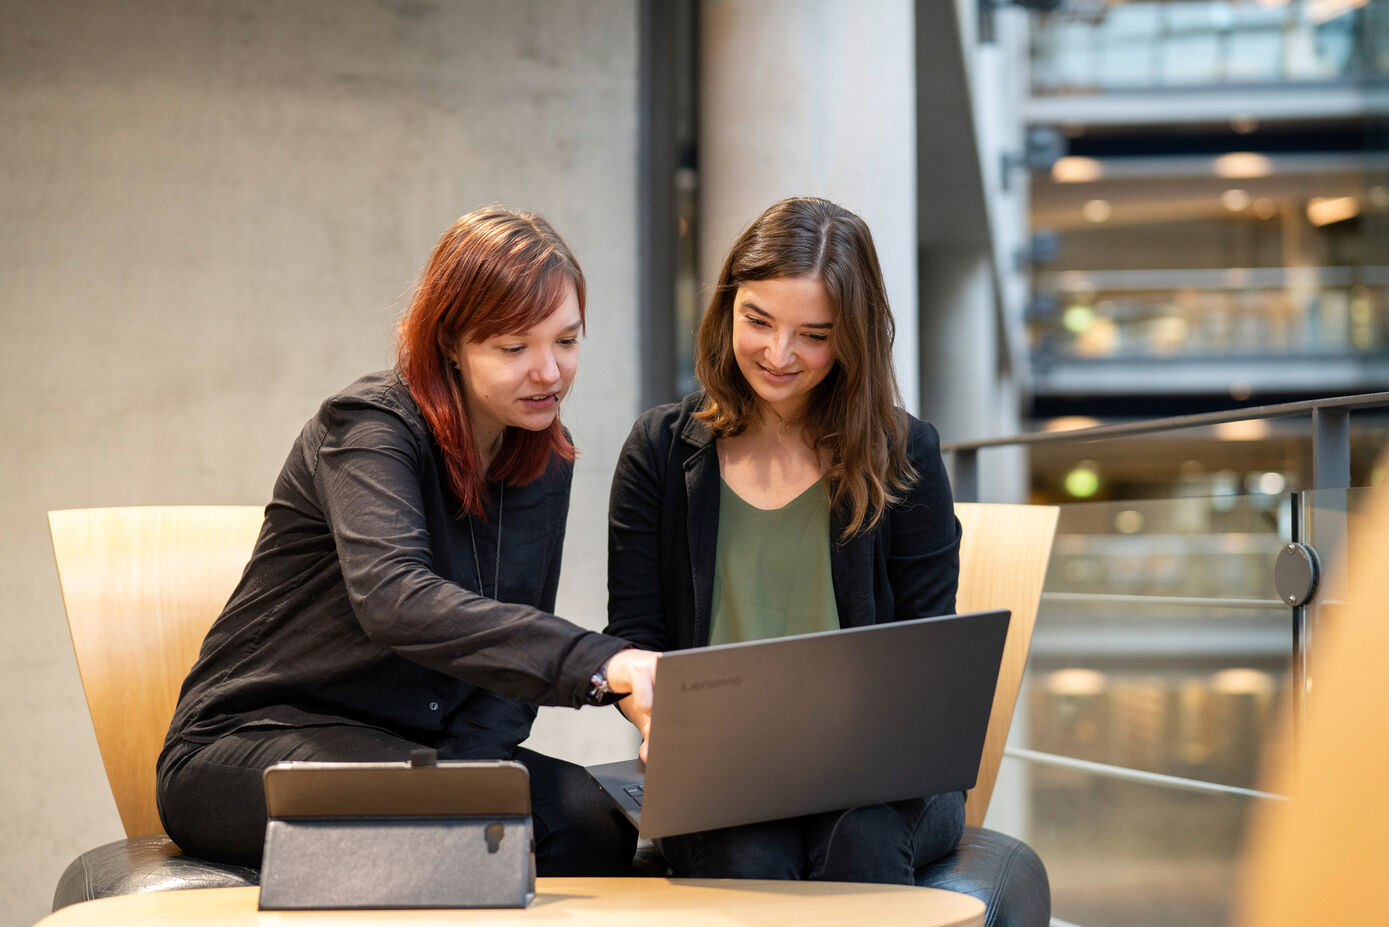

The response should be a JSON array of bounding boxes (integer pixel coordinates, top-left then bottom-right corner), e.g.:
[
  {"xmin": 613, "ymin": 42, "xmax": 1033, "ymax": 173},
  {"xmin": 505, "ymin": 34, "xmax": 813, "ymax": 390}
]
[{"xmin": 605, "ymin": 648, "xmax": 659, "ymax": 761}]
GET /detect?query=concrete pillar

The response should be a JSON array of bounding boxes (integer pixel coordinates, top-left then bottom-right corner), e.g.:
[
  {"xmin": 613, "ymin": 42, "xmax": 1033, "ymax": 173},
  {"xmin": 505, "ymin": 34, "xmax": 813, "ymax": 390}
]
[
  {"xmin": 699, "ymin": 0, "xmax": 920, "ymax": 413},
  {"xmin": 914, "ymin": 0, "xmax": 1031, "ymax": 503}
]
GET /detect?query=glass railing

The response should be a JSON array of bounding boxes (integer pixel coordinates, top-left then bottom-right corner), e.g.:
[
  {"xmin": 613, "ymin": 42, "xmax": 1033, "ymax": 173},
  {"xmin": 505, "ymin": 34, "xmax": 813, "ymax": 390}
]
[
  {"xmin": 948, "ymin": 395, "xmax": 1386, "ymax": 926},
  {"xmin": 986, "ymin": 496, "xmax": 1290, "ymax": 927},
  {"xmin": 1031, "ymin": 0, "xmax": 1389, "ymax": 95}
]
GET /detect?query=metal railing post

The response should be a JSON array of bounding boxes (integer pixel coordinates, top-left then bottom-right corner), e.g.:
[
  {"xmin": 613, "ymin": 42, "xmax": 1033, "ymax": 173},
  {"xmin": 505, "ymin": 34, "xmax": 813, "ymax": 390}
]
[
  {"xmin": 953, "ymin": 448, "xmax": 979, "ymax": 503},
  {"xmin": 1311, "ymin": 406, "xmax": 1351, "ymax": 491},
  {"xmin": 1290, "ymin": 493, "xmax": 1309, "ymax": 751}
]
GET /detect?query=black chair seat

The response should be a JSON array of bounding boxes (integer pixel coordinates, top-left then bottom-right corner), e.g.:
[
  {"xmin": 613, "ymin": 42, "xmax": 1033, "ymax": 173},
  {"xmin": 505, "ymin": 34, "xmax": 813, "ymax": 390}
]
[
  {"xmin": 52, "ymin": 835, "xmax": 259, "ymax": 911},
  {"xmin": 56, "ymin": 827, "xmax": 1047, "ymax": 926},
  {"xmin": 916, "ymin": 826, "xmax": 1049, "ymax": 927},
  {"xmin": 634, "ymin": 825, "xmax": 1047, "ymax": 927}
]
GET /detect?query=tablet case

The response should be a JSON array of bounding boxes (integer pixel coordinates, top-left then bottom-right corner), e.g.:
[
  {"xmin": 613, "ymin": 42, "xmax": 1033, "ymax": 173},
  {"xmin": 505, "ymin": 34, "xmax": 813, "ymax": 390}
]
[{"xmin": 257, "ymin": 755, "xmax": 534, "ymax": 910}]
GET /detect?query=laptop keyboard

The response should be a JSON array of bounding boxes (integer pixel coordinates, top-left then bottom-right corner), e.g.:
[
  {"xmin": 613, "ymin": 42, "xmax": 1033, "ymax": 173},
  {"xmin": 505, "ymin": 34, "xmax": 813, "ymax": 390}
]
[{"xmin": 622, "ymin": 784, "xmax": 644, "ymax": 807}]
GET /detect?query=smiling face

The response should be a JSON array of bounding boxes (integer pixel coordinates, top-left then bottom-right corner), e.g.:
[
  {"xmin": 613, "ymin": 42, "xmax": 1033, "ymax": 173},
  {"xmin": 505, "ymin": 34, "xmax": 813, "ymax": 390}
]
[
  {"xmin": 452, "ymin": 283, "xmax": 582, "ymax": 453},
  {"xmin": 730, "ymin": 275, "xmax": 837, "ymax": 420}
]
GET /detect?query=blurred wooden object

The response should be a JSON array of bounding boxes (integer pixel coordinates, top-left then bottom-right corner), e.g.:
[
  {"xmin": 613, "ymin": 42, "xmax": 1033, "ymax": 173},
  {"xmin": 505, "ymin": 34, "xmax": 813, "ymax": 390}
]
[
  {"xmin": 1238, "ymin": 456, "xmax": 1389, "ymax": 925},
  {"xmin": 953, "ymin": 503, "xmax": 1059, "ymax": 827},
  {"xmin": 50, "ymin": 506, "xmax": 263, "ymax": 838}
]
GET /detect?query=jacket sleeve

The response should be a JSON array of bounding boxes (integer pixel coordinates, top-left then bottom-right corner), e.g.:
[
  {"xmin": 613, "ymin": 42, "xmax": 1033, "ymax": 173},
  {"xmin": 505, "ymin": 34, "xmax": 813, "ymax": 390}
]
[
  {"xmin": 886, "ymin": 418, "xmax": 961, "ymax": 620},
  {"xmin": 605, "ymin": 415, "xmax": 673, "ymax": 651},
  {"xmin": 312, "ymin": 402, "xmax": 626, "ymax": 708}
]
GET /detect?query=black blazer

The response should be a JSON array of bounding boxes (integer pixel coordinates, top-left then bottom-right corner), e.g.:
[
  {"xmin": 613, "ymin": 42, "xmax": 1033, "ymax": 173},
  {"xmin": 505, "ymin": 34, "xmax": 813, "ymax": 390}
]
[
  {"xmin": 606, "ymin": 393, "xmax": 961, "ymax": 651},
  {"xmin": 164, "ymin": 370, "xmax": 628, "ymax": 761}
]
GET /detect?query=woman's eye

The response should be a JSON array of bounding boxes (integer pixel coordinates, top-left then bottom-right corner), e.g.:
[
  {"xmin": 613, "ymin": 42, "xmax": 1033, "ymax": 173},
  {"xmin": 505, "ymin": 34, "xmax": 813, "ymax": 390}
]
[
  {"xmin": 745, "ymin": 315, "xmax": 769, "ymax": 327},
  {"xmin": 804, "ymin": 333, "xmax": 829, "ymax": 343},
  {"xmin": 558, "ymin": 337, "xmax": 580, "ymax": 348},
  {"xmin": 500, "ymin": 345, "xmax": 526, "ymax": 355}
]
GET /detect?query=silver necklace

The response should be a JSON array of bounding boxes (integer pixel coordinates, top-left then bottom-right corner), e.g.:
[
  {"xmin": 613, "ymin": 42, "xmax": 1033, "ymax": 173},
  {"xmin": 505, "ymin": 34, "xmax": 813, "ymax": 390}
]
[{"xmin": 467, "ymin": 484, "xmax": 503, "ymax": 599}]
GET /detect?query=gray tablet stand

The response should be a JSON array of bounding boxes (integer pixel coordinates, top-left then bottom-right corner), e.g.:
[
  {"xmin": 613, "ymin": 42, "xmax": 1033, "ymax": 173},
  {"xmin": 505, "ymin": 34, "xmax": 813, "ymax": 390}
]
[{"xmin": 257, "ymin": 751, "xmax": 535, "ymax": 910}]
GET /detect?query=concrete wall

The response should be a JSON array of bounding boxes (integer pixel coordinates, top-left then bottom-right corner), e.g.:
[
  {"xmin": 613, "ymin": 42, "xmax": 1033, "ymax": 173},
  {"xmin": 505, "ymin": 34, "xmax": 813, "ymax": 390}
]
[{"xmin": 0, "ymin": 2, "xmax": 639, "ymax": 922}]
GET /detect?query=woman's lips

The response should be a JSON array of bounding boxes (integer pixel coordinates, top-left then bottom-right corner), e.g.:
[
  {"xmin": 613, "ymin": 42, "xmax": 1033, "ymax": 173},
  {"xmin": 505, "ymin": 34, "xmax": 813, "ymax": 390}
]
[
  {"xmin": 757, "ymin": 364, "xmax": 797, "ymax": 383},
  {"xmin": 521, "ymin": 393, "xmax": 559, "ymax": 409}
]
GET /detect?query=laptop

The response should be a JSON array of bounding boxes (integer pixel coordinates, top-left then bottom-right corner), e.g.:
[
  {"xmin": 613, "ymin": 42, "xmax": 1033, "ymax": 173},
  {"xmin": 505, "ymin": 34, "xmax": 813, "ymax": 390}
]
[{"xmin": 587, "ymin": 608, "xmax": 1010, "ymax": 839}]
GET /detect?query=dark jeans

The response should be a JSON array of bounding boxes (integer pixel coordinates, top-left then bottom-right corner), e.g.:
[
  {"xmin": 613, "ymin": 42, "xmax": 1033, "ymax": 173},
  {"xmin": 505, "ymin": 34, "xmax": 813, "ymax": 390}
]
[
  {"xmin": 657, "ymin": 790, "xmax": 965, "ymax": 884},
  {"xmin": 157, "ymin": 724, "xmax": 635, "ymax": 875}
]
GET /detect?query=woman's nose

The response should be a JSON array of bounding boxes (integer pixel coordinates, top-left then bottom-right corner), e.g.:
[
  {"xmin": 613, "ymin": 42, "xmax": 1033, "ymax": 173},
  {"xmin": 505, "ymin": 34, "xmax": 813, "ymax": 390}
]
[
  {"xmin": 531, "ymin": 350, "xmax": 560, "ymax": 384},
  {"xmin": 767, "ymin": 333, "xmax": 794, "ymax": 367}
]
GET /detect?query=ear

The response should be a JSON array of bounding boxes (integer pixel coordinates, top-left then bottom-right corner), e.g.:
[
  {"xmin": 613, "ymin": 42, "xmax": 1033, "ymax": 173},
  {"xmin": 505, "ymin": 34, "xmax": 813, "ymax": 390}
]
[{"xmin": 437, "ymin": 332, "xmax": 461, "ymax": 370}]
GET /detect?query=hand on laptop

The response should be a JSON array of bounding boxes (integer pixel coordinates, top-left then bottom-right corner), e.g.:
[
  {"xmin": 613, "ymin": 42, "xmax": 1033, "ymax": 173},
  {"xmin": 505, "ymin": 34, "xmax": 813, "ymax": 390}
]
[
  {"xmin": 607, "ymin": 648, "xmax": 659, "ymax": 760},
  {"xmin": 619, "ymin": 695, "xmax": 653, "ymax": 762}
]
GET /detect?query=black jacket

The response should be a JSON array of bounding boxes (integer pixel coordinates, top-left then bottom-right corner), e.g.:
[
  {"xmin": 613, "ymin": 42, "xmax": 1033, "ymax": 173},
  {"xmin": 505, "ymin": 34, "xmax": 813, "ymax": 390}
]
[
  {"xmin": 606, "ymin": 394, "xmax": 960, "ymax": 651},
  {"xmin": 162, "ymin": 370, "xmax": 627, "ymax": 761}
]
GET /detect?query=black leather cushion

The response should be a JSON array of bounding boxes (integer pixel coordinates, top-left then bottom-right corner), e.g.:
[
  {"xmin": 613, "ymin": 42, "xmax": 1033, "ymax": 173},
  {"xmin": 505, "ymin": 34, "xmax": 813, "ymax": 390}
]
[
  {"xmin": 52, "ymin": 835, "xmax": 259, "ymax": 911},
  {"xmin": 633, "ymin": 826, "xmax": 1048, "ymax": 927},
  {"xmin": 916, "ymin": 826, "xmax": 1050, "ymax": 927}
]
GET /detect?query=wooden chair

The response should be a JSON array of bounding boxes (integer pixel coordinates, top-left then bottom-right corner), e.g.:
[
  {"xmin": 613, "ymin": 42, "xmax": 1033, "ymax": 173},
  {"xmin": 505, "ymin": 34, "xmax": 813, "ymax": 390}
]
[
  {"xmin": 49, "ymin": 502, "xmax": 1059, "ymax": 920},
  {"xmin": 49, "ymin": 506, "xmax": 265, "ymax": 909},
  {"xmin": 952, "ymin": 502, "xmax": 1059, "ymax": 829},
  {"xmin": 911, "ymin": 503, "xmax": 1058, "ymax": 927}
]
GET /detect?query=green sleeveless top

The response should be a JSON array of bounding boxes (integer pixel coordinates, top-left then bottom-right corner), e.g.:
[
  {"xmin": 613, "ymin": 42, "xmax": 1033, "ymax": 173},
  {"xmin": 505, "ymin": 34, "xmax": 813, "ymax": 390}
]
[{"xmin": 709, "ymin": 477, "xmax": 840, "ymax": 645}]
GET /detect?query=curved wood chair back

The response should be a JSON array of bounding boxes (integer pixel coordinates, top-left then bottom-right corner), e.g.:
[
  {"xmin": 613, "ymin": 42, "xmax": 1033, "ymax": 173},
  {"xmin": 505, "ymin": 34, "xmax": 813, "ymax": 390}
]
[
  {"xmin": 49, "ymin": 506, "xmax": 264, "ymax": 838},
  {"xmin": 954, "ymin": 502, "xmax": 1058, "ymax": 827},
  {"xmin": 49, "ymin": 502, "xmax": 1054, "ymax": 838}
]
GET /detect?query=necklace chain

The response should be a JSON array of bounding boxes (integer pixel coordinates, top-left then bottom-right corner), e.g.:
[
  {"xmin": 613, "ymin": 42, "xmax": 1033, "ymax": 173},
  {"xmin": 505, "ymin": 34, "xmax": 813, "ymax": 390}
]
[{"xmin": 467, "ymin": 484, "xmax": 503, "ymax": 599}]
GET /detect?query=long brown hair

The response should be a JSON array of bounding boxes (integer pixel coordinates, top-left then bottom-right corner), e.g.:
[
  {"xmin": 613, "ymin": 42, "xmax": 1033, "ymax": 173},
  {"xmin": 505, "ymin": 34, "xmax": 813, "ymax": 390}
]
[
  {"xmin": 695, "ymin": 196, "xmax": 914, "ymax": 540},
  {"xmin": 397, "ymin": 206, "xmax": 585, "ymax": 518}
]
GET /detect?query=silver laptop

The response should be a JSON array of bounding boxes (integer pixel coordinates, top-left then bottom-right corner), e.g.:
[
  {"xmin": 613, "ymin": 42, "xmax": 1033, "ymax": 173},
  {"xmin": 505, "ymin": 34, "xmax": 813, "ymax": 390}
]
[{"xmin": 587, "ymin": 609, "xmax": 1010, "ymax": 839}]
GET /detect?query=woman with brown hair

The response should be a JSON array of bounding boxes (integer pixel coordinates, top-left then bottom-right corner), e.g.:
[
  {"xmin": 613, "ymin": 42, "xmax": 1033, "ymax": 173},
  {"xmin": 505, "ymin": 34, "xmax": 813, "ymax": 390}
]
[
  {"xmin": 157, "ymin": 206, "xmax": 656, "ymax": 874},
  {"xmin": 606, "ymin": 196, "xmax": 964, "ymax": 882}
]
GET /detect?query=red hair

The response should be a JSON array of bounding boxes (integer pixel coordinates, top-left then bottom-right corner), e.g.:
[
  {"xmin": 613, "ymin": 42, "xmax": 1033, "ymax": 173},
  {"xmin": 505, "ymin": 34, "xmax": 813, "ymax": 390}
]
[{"xmin": 397, "ymin": 207, "xmax": 586, "ymax": 518}]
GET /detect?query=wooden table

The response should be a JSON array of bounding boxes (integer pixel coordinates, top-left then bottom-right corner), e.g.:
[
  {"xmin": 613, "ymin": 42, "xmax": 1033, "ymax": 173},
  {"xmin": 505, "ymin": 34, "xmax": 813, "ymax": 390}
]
[{"xmin": 35, "ymin": 879, "xmax": 985, "ymax": 926}]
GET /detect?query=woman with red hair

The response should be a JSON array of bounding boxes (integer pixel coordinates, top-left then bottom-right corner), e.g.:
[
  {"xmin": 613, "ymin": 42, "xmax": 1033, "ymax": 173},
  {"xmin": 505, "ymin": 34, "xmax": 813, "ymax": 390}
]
[{"xmin": 157, "ymin": 207, "xmax": 656, "ymax": 875}]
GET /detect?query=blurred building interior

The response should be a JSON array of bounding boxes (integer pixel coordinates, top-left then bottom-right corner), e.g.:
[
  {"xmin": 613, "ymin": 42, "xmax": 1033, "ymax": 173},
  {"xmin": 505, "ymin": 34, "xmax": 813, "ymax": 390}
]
[{"xmin": 1009, "ymin": 4, "xmax": 1383, "ymax": 925}]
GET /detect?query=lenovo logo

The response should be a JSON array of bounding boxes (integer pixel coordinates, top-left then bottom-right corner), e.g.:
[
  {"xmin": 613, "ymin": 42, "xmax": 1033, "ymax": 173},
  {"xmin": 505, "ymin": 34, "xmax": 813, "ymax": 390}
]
[{"xmin": 680, "ymin": 675, "xmax": 742, "ymax": 692}]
